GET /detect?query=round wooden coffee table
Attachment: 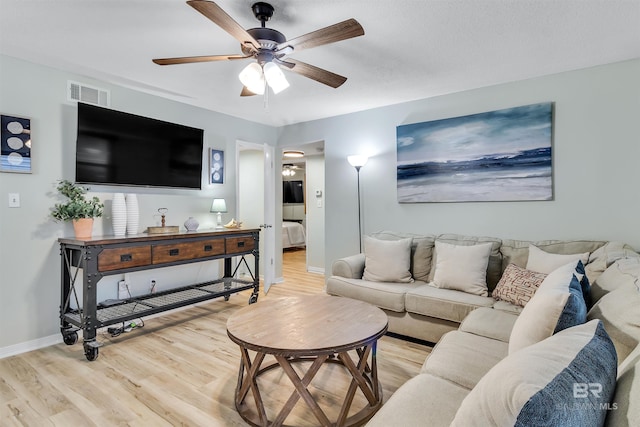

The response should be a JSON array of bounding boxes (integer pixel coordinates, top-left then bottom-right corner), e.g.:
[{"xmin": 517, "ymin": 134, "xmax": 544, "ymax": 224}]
[{"xmin": 226, "ymin": 295, "xmax": 388, "ymax": 427}]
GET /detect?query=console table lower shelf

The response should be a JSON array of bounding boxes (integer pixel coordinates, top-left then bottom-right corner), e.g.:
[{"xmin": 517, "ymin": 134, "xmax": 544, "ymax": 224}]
[{"xmin": 59, "ymin": 229, "xmax": 260, "ymax": 361}]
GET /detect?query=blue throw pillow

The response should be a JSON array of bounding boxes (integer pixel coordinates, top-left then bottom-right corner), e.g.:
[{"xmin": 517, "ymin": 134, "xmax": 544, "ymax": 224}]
[
  {"xmin": 553, "ymin": 274, "xmax": 588, "ymax": 333},
  {"xmin": 516, "ymin": 321, "xmax": 617, "ymax": 427},
  {"xmin": 575, "ymin": 260, "xmax": 593, "ymax": 309}
]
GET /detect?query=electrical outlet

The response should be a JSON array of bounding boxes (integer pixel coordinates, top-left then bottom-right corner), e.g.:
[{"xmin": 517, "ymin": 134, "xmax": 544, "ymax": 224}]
[{"xmin": 150, "ymin": 280, "xmax": 157, "ymax": 294}]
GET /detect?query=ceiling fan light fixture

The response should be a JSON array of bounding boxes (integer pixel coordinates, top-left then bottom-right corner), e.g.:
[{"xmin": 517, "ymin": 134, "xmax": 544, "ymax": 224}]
[
  {"xmin": 283, "ymin": 150, "xmax": 304, "ymax": 158},
  {"xmin": 263, "ymin": 62, "xmax": 290, "ymax": 94},
  {"xmin": 239, "ymin": 62, "xmax": 265, "ymax": 95}
]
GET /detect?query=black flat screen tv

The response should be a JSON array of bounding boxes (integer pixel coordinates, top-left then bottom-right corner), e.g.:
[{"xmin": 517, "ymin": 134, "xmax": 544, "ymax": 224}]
[
  {"xmin": 75, "ymin": 103, "xmax": 204, "ymax": 189},
  {"xmin": 283, "ymin": 180, "xmax": 304, "ymax": 203}
]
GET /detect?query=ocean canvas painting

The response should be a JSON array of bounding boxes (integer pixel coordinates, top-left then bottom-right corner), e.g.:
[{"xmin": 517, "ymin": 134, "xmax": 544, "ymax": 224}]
[{"xmin": 397, "ymin": 103, "xmax": 553, "ymax": 202}]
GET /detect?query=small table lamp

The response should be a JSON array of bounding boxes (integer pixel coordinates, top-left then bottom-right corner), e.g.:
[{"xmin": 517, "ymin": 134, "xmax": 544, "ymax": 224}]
[{"xmin": 211, "ymin": 198, "xmax": 227, "ymax": 229}]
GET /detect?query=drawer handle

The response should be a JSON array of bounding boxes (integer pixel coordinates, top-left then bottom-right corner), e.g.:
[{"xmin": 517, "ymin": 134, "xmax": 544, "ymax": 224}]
[
  {"xmin": 169, "ymin": 249, "xmax": 180, "ymax": 256},
  {"xmin": 204, "ymin": 244, "xmax": 213, "ymax": 251},
  {"xmin": 120, "ymin": 254, "xmax": 132, "ymax": 262},
  {"xmin": 237, "ymin": 241, "xmax": 245, "ymax": 248}
]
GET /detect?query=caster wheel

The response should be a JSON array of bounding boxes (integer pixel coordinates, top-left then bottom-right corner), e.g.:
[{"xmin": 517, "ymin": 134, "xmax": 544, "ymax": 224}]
[
  {"xmin": 63, "ymin": 331, "xmax": 78, "ymax": 346},
  {"xmin": 84, "ymin": 346, "xmax": 99, "ymax": 361},
  {"xmin": 249, "ymin": 294, "xmax": 258, "ymax": 304},
  {"xmin": 224, "ymin": 295, "xmax": 230, "ymax": 301}
]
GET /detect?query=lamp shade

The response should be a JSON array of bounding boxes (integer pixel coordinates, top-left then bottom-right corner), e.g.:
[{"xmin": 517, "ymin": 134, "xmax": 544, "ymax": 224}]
[
  {"xmin": 210, "ymin": 198, "xmax": 227, "ymax": 213},
  {"xmin": 263, "ymin": 62, "xmax": 290, "ymax": 94},
  {"xmin": 238, "ymin": 63, "xmax": 265, "ymax": 95},
  {"xmin": 348, "ymin": 155, "xmax": 369, "ymax": 168}
]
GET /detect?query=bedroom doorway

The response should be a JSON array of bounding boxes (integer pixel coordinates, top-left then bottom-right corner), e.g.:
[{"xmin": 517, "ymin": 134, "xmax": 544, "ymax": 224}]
[{"xmin": 281, "ymin": 141, "xmax": 325, "ymax": 275}]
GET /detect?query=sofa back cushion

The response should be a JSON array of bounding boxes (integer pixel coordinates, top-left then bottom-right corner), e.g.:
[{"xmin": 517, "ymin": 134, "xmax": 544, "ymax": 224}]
[
  {"xmin": 428, "ymin": 234, "xmax": 503, "ymax": 292},
  {"xmin": 587, "ymin": 269, "xmax": 640, "ymax": 363},
  {"xmin": 501, "ymin": 239, "xmax": 605, "ymax": 271},
  {"xmin": 368, "ymin": 231, "xmax": 436, "ymax": 282},
  {"xmin": 452, "ymin": 320, "xmax": 617, "ymax": 427},
  {"xmin": 607, "ymin": 343, "xmax": 640, "ymax": 426}
]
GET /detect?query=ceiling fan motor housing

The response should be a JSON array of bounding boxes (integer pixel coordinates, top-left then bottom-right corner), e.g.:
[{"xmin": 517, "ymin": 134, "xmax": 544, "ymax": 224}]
[{"xmin": 242, "ymin": 27, "xmax": 287, "ymax": 62}]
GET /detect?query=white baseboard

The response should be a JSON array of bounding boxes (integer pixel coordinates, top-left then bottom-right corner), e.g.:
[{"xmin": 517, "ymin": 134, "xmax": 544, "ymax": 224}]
[
  {"xmin": 307, "ymin": 266, "xmax": 325, "ymax": 275},
  {"xmin": 0, "ymin": 334, "xmax": 62, "ymax": 359}
]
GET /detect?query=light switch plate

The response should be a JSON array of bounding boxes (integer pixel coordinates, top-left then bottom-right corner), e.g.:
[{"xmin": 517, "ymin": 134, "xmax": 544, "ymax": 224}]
[{"xmin": 8, "ymin": 193, "xmax": 20, "ymax": 208}]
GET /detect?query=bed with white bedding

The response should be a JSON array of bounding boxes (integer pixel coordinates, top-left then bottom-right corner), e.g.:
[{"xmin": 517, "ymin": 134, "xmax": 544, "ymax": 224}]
[{"xmin": 282, "ymin": 221, "xmax": 306, "ymax": 249}]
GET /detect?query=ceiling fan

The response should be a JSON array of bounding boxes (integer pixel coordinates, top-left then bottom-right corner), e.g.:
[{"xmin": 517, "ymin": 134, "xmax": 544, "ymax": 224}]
[{"xmin": 152, "ymin": 1, "xmax": 364, "ymax": 96}]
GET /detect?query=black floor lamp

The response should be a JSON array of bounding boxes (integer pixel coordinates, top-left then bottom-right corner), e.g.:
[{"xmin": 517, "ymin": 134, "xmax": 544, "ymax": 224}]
[{"xmin": 347, "ymin": 155, "xmax": 369, "ymax": 253}]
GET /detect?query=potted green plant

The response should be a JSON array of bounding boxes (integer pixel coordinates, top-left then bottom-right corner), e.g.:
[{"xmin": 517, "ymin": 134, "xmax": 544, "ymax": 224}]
[{"xmin": 51, "ymin": 180, "xmax": 104, "ymax": 238}]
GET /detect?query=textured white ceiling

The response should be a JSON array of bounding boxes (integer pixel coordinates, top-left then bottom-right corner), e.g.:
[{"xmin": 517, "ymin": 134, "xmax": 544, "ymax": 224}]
[{"xmin": 1, "ymin": 0, "xmax": 639, "ymax": 126}]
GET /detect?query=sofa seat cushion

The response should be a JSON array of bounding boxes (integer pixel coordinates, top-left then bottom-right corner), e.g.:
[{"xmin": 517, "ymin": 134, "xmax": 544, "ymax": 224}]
[
  {"xmin": 421, "ymin": 331, "xmax": 508, "ymax": 390},
  {"xmin": 325, "ymin": 276, "xmax": 424, "ymax": 312},
  {"xmin": 458, "ymin": 307, "xmax": 519, "ymax": 342},
  {"xmin": 492, "ymin": 300, "xmax": 523, "ymax": 314},
  {"xmin": 365, "ymin": 374, "xmax": 469, "ymax": 427},
  {"xmin": 405, "ymin": 285, "xmax": 495, "ymax": 323}
]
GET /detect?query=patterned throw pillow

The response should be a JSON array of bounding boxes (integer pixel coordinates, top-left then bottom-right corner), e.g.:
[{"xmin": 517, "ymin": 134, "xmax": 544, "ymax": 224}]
[{"xmin": 493, "ymin": 264, "xmax": 547, "ymax": 307}]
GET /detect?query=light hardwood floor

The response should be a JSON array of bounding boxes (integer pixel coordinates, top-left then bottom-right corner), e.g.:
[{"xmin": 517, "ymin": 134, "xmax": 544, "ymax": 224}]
[{"xmin": 1, "ymin": 249, "xmax": 431, "ymax": 426}]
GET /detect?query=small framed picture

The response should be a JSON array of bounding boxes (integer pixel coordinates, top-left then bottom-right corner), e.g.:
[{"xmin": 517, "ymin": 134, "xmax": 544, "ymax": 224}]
[
  {"xmin": 1, "ymin": 114, "xmax": 32, "ymax": 173},
  {"xmin": 209, "ymin": 148, "xmax": 224, "ymax": 184}
]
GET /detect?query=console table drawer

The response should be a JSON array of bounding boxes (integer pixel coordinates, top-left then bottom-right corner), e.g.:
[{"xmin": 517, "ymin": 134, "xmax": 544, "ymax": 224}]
[
  {"xmin": 98, "ymin": 246, "xmax": 152, "ymax": 272},
  {"xmin": 226, "ymin": 236, "xmax": 256, "ymax": 254},
  {"xmin": 152, "ymin": 239, "xmax": 225, "ymax": 264}
]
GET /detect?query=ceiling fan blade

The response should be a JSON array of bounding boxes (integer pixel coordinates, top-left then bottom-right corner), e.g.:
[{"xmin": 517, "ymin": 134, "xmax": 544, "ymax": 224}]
[
  {"xmin": 153, "ymin": 54, "xmax": 249, "ymax": 66},
  {"xmin": 187, "ymin": 0, "xmax": 261, "ymax": 50},
  {"xmin": 282, "ymin": 59, "xmax": 347, "ymax": 88},
  {"xmin": 240, "ymin": 86, "xmax": 257, "ymax": 97},
  {"xmin": 276, "ymin": 18, "xmax": 364, "ymax": 54}
]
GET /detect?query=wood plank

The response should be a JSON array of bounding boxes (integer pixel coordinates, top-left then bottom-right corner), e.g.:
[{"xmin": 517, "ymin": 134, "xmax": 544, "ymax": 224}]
[{"xmin": 0, "ymin": 249, "xmax": 431, "ymax": 426}]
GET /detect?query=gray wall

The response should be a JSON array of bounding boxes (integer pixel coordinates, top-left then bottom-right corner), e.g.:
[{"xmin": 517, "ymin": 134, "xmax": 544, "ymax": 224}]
[
  {"xmin": 0, "ymin": 55, "xmax": 276, "ymax": 352},
  {"xmin": 278, "ymin": 59, "xmax": 640, "ymax": 270}
]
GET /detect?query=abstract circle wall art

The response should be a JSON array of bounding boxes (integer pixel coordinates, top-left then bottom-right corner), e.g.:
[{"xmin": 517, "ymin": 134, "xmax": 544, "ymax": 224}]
[{"xmin": 1, "ymin": 114, "xmax": 31, "ymax": 173}]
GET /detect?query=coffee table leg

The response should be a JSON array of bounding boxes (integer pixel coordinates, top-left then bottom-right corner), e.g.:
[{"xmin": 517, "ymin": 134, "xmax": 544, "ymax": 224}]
[
  {"xmin": 236, "ymin": 348, "xmax": 268, "ymax": 426},
  {"xmin": 336, "ymin": 341, "xmax": 381, "ymax": 425},
  {"xmin": 274, "ymin": 354, "xmax": 332, "ymax": 427}
]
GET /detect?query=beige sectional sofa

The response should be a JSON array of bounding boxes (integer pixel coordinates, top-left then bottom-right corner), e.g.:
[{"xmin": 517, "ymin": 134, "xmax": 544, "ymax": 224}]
[{"xmin": 325, "ymin": 231, "xmax": 640, "ymax": 426}]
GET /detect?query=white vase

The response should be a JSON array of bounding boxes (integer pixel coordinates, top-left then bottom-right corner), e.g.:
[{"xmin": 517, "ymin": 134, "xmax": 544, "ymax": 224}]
[
  {"xmin": 112, "ymin": 193, "xmax": 127, "ymax": 236},
  {"xmin": 184, "ymin": 216, "xmax": 199, "ymax": 231},
  {"xmin": 125, "ymin": 194, "xmax": 139, "ymax": 235}
]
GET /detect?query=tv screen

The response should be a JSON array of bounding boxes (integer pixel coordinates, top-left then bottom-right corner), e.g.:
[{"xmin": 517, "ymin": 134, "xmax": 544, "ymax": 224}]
[
  {"xmin": 283, "ymin": 180, "xmax": 304, "ymax": 203},
  {"xmin": 75, "ymin": 103, "xmax": 204, "ymax": 189}
]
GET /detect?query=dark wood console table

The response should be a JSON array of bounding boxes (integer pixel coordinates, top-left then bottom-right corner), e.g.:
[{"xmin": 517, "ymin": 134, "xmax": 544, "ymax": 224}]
[{"xmin": 58, "ymin": 228, "xmax": 260, "ymax": 361}]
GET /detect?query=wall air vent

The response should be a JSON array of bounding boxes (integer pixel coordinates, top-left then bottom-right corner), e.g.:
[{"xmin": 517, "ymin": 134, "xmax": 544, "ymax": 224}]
[{"xmin": 67, "ymin": 81, "xmax": 110, "ymax": 106}]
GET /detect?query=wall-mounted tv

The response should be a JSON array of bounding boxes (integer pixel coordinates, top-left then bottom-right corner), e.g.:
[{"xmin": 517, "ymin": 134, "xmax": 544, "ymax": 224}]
[
  {"xmin": 283, "ymin": 180, "xmax": 304, "ymax": 203},
  {"xmin": 75, "ymin": 103, "xmax": 204, "ymax": 189}
]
